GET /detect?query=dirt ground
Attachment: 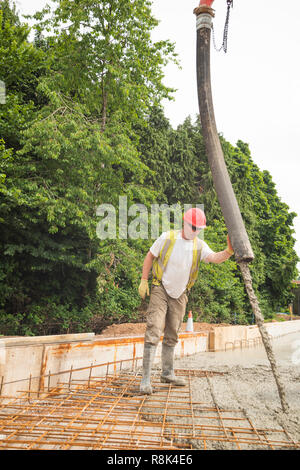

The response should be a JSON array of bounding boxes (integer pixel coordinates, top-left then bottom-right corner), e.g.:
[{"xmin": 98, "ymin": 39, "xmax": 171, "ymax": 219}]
[
  {"xmin": 99, "ymin": 321, "xmax": 231, "ymax": 337},
  {"xmin": 98, "ymin": 315, "xmax": 300, "ymax": 338}
]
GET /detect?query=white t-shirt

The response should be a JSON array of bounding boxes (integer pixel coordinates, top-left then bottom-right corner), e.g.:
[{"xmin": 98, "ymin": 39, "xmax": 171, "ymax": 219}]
[{"xmin": 150, "ymin": 231, "xmax": 214, "ymax": 299}]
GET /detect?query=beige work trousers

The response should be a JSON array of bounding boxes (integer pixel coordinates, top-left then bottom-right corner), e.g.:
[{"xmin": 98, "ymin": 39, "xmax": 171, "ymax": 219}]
[{"xmin": 144, "ymin": 283, "xmax": 188, "ymax": 347}]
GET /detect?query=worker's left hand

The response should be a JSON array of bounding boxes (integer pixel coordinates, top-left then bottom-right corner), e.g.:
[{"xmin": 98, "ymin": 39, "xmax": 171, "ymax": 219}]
[
  {"xmin": 138, "ymin": 279, "xmax": 149, "ymax": 299},
  {"xmin": 226, "ymin": 235, "xmax": 234, "ymax": 255}
]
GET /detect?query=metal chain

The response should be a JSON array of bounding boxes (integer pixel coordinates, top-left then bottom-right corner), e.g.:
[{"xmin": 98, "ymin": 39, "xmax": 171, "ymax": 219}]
[{"xmin": 212, "ymin": 0, "xmax": 233, "ymax": 53}]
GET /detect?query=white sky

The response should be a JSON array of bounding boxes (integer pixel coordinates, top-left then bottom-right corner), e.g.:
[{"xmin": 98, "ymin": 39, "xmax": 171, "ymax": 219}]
[{"xmin": 15, "ymin": 0, "xmax": 300, "ymax": 272}]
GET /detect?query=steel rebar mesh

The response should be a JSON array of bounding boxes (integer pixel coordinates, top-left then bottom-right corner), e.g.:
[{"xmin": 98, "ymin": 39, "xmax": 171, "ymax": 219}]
[{"xmin": 0, "ymin": 362, "xmax": 299, "ymax": 450}]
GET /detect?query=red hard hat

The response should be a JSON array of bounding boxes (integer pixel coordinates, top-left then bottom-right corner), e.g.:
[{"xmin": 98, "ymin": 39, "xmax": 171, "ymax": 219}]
[{"xmin": 183, "ymin": 208, "xmax": 206, "ymax": 228}]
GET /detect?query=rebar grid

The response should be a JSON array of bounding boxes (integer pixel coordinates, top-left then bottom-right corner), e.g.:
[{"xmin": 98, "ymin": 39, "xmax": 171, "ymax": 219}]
[{"xmin": 0, "ymin": 365, "xmax": 299, "ymax": 450}]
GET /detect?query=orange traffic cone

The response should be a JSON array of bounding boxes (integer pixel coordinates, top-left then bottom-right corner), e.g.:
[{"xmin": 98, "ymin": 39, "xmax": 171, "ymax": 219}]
[{"xmin": 186, "ymin": 311, "xmax": 194, "ymax": 332}]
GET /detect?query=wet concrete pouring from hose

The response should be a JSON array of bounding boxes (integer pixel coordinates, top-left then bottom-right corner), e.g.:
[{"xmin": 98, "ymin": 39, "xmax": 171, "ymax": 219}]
[{"xmin": 194, "ymin": 3, "xmax": 290, "ymax": 418}]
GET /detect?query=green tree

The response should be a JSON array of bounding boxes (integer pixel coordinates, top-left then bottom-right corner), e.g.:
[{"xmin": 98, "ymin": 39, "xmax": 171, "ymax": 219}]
[
  {"xmin": 165, "ymin": 117, "xmax": 200, "ymax": 205},
  {"xmin": 0, "ymin": 2, "xmax": 48, "ymax": 149},
  {"xmin": 0, "ymin": 0, "xmax": 177, "ymax": 335},
  {"xmin": 135, "ymin": 106, "xmax": 172, "ymax": 203},
  {"xmin": 31, "ymin": 0, "xmax": 178, "ymax": 131}
]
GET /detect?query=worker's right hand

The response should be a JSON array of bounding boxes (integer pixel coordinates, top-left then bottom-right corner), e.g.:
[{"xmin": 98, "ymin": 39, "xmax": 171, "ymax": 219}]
[{"xmin": 138, "ymin": 279, "xmax": 149, "ymax": 299}]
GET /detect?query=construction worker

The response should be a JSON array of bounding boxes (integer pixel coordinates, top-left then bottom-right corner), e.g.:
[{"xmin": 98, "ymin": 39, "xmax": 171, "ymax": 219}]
[{"xmin": 138, "ymin": 207, "xmax": 234, "ymax": 394}]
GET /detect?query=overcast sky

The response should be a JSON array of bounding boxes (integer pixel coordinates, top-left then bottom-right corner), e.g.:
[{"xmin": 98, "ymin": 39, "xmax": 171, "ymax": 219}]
[{"xmin": 15, "ymin": 0, "xmax": 300, "ymax": 272}]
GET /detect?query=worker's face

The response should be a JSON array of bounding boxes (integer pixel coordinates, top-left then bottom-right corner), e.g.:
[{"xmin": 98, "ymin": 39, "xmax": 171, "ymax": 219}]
[{"xmin": 183, "ymin": 221, "xmax": 202, "ymax": 240}]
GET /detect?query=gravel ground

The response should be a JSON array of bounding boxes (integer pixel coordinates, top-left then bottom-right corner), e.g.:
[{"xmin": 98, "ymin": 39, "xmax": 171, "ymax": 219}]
[{"xmin": 143, "ymin": 332, "xmax": 300, "ymax": 450}]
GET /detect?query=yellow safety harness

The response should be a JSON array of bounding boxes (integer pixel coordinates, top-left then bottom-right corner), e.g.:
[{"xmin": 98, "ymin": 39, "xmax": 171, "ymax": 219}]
[{"xmin": 152, "ymin": 230, "xmax": 203, "ymax": 291}]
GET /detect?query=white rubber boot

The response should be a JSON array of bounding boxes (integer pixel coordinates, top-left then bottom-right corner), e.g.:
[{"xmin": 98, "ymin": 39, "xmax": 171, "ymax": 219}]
[
  {"xmin": 160, "ymin": 344, "xmax": 186, "ymax": 386},
  {"xmin": 140, "ymin": 343, "xmax": 157, "ymax": 395}
]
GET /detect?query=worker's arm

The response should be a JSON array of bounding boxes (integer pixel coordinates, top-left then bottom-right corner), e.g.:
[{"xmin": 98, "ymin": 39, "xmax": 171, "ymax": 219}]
[
  {"xmin": 204, "ymin": 249, "xmax": 231, "ymax": 264},
  {"xmin": 141, "ymin": 250, "xmax": 155, "ymax": 280},
  {"xmin": 204, "ymin": 235, "xmax": 234, "ymax": 264},
  {"xmin": 139, "ymin": 251, "xmax": 155, "ymax": 299}
]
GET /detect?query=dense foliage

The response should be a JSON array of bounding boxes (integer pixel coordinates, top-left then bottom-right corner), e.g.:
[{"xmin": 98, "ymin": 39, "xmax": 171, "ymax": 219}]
[{"xmin": 0, "ymin": 0, "xmax": 298, "ymax": 335}]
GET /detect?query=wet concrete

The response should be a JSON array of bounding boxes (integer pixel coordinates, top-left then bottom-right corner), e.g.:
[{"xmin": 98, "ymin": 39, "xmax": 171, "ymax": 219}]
[
  {"xmin": 190, "ymin": 331, "xmax": 300, "ymax": 368},
  {"xmin": 143, "ymin": 331, "xmax": 300, "ymax": 450}
]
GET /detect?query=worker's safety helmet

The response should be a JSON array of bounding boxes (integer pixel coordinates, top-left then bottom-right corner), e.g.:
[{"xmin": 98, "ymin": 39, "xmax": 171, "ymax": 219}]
[{"xmin": 183, "ymin": 208, "xmax": 206, "ymax": 229}]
